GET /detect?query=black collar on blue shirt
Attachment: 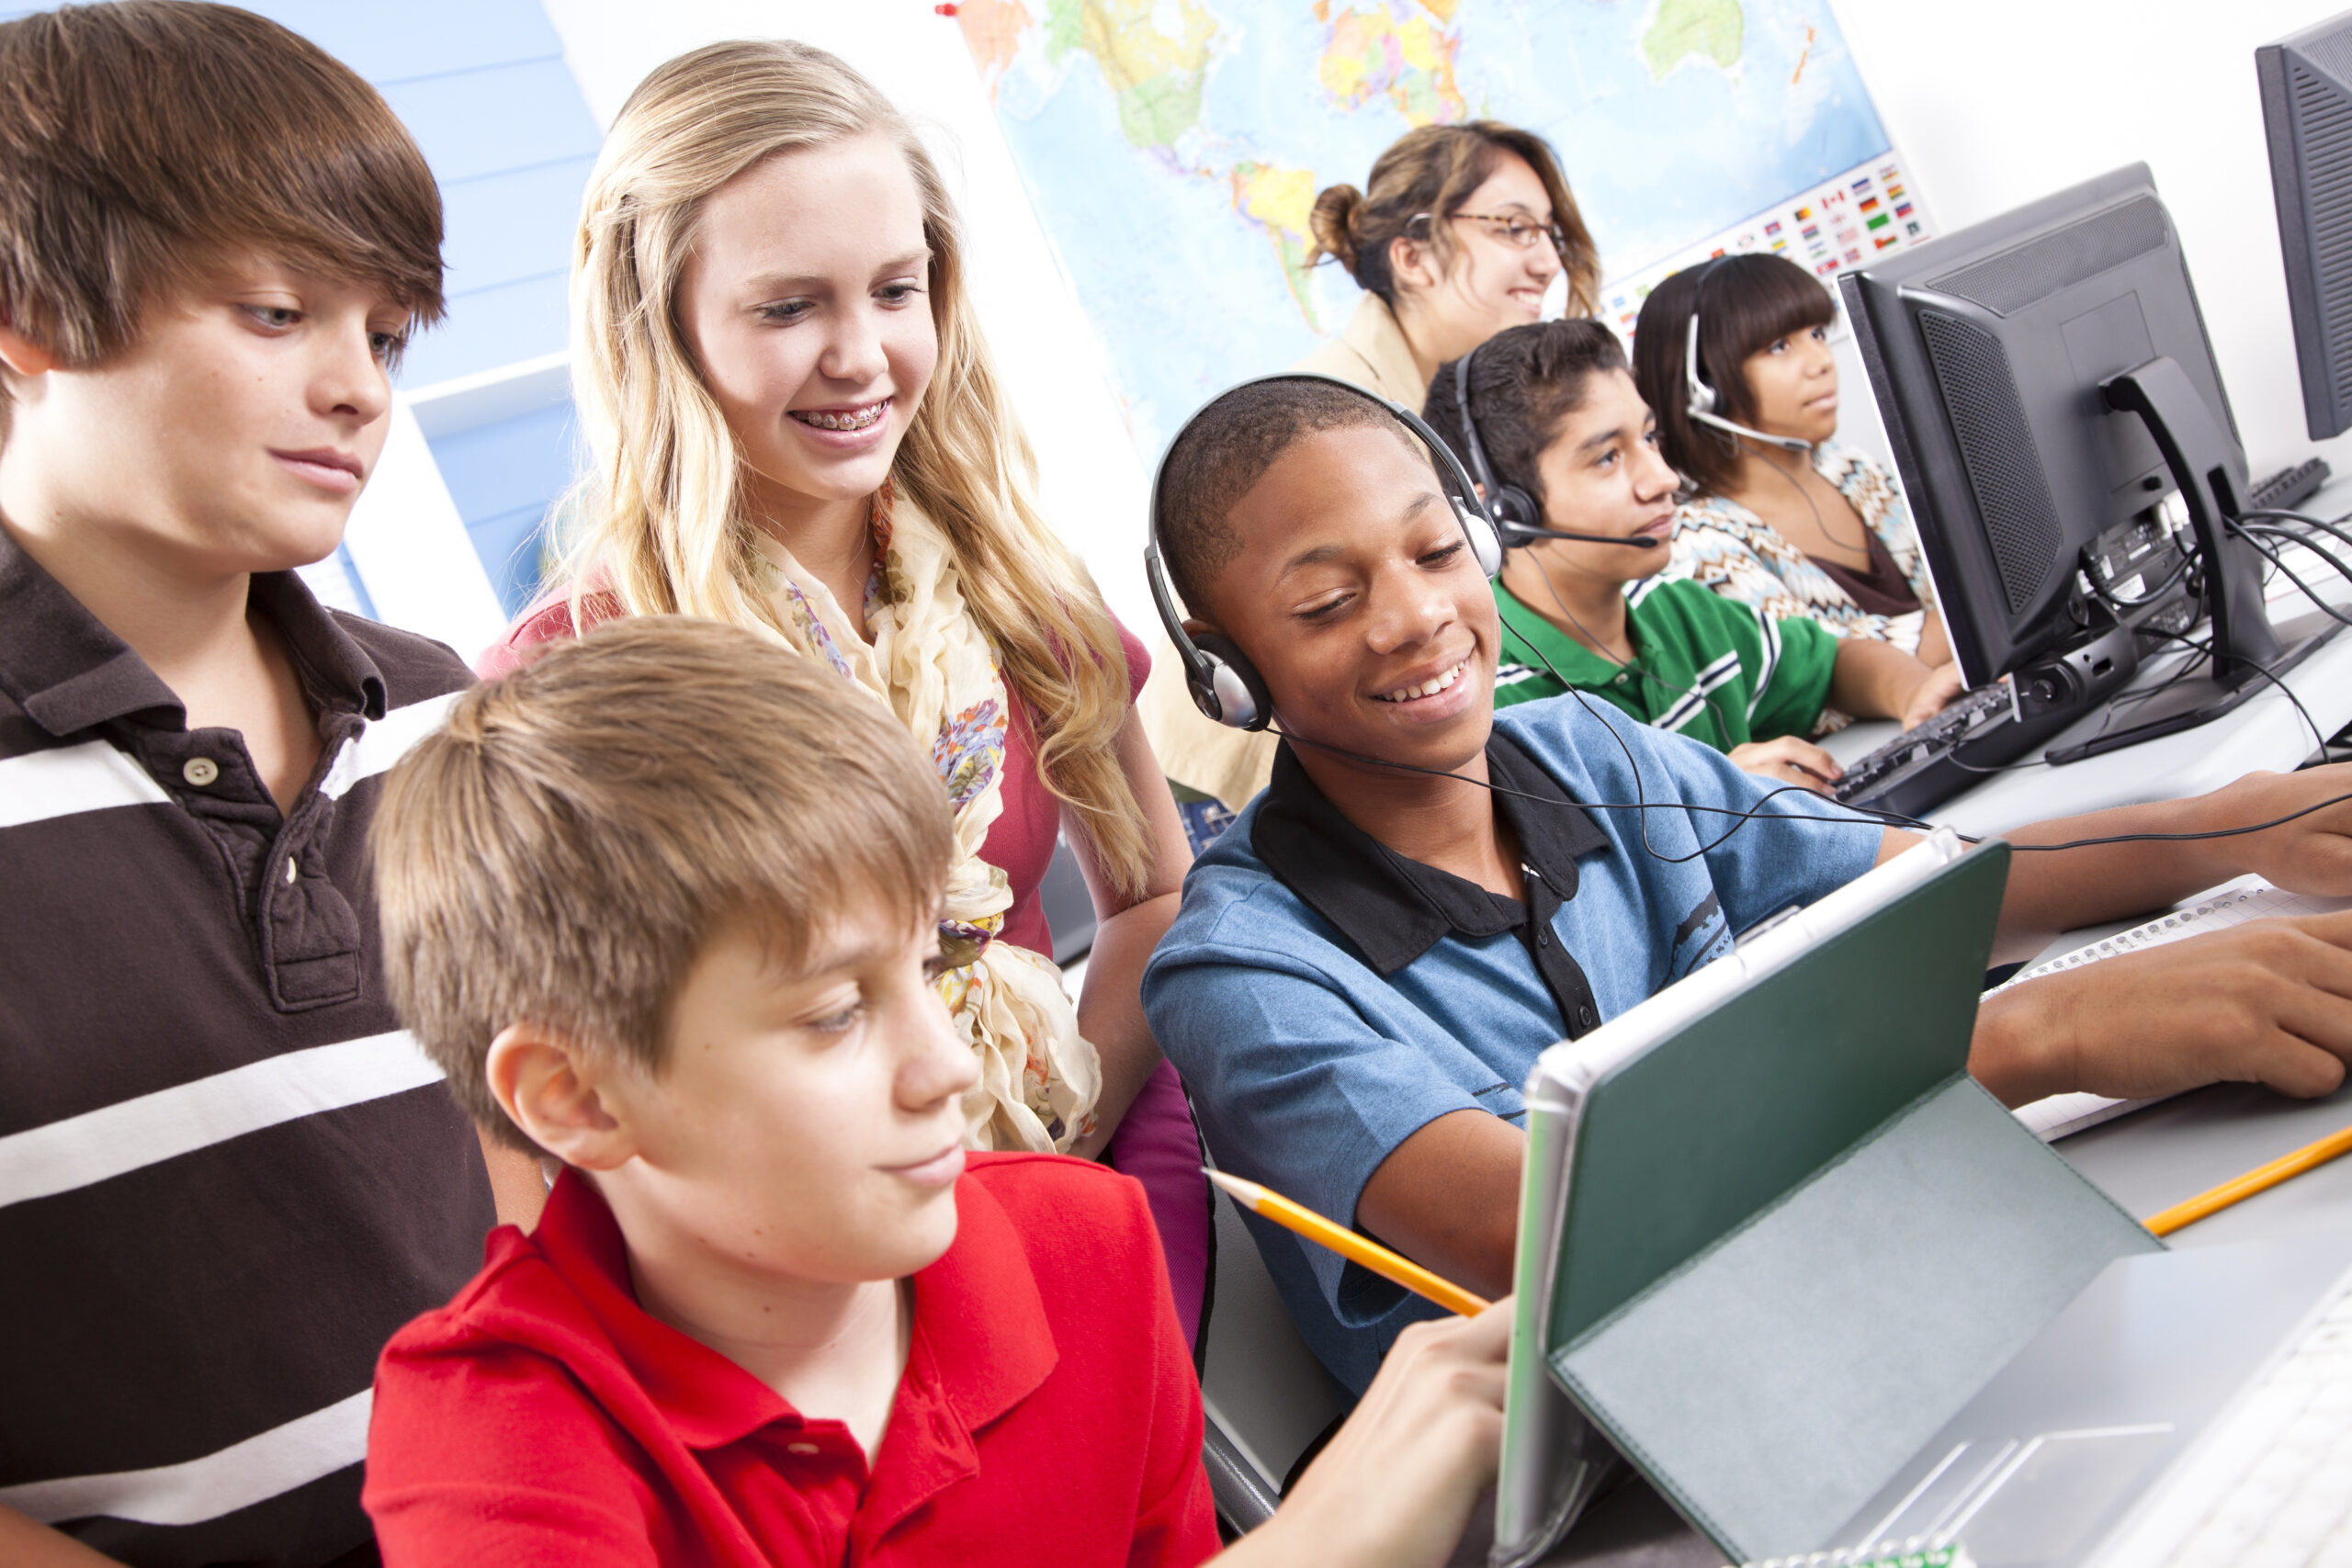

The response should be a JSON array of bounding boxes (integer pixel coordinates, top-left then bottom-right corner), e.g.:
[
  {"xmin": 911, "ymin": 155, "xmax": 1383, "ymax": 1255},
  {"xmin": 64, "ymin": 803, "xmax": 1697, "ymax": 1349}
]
[{"xmin": 1254, "ymin": 730, "xmax": 1612, "ymax": 976}]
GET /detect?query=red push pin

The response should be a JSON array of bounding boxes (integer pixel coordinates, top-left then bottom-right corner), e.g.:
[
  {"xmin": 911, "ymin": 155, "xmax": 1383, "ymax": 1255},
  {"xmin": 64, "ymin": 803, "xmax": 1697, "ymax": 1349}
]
[{"xmin": 934, "ymin": 3, "xmax": 958, "ymax": 13}]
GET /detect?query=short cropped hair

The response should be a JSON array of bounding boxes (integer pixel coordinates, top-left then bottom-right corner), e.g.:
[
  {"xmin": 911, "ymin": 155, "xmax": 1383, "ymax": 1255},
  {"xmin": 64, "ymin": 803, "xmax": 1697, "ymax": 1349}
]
[
  {"xmin": 1155, "ymin": 377, "xmax": 1418, "ymax": 616},
  {"xmin": 371, "ymin": 618, "xmax": 956, "ymax": 1152},
  {"xmin": 0, "ymin": 3, "xmax": 445, "ymax": 390},
  {"xmin": 1424, "ymin": 321, "xmax": 1629, "ymax": 515},
  {"xmin": 1633, "ymin": 254, "xmax": 1836, "ymax": 496}
]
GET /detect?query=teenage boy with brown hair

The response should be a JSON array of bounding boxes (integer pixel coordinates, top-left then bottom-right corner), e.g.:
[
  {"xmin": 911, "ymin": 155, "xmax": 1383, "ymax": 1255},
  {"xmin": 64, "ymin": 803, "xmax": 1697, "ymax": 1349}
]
[
  {"xmin": 361, "ymin": 615, "xmax": 1510, "ymax": 1568},
  {"xmin": 0, "ymin": 6, "xmax": 542, "ymax": 1565}
]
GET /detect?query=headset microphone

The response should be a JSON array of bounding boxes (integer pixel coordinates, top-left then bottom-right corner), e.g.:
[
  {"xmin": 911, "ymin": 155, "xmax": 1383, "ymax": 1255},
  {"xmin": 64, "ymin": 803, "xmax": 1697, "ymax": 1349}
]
[{"xmin": 1505, "ymin": 523, "xmax": 1664, "ymax": 550}]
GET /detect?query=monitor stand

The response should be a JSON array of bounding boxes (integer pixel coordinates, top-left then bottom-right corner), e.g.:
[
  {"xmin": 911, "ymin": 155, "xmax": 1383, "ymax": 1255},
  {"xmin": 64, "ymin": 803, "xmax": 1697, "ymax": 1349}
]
[
  {"xmin": 2044, "ymin": 606, "xmax": 2339, "ymax": 766},
  {"xmin": 2043, "ymin": 357, "xmax": 2341, "ymax": 765}
]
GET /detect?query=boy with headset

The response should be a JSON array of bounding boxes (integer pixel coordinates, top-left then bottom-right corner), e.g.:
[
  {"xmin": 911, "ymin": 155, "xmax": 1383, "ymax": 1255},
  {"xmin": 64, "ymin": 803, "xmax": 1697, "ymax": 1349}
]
[
  {"xmin": 1424, "ymin": 319, "xmax": 1961, "ymax": 792},
  {"xmin": 1141, "ymin": 373, "xmax": 2352, "ymax": 1393}
]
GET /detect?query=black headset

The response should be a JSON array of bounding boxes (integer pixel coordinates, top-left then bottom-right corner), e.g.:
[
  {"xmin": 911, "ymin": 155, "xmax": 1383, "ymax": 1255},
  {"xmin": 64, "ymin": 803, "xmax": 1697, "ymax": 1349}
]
[
  {"xmin": 1143, "ymin": 373, "xmax": 1501, "ymax": 732},
  {"xmin": 1449, "ymin": 340, "xmax": 1668, "ymax": 553},
  {"xmin": 1680, "ymin": 256, "xmax": 1813, "ymax": 456}
]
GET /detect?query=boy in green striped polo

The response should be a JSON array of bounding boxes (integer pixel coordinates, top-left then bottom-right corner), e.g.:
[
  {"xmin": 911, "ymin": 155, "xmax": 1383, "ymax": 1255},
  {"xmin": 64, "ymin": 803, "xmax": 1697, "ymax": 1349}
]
[{"xmin": 1424, "ymin": 320, "xmax": 1961, "ymax": 793}]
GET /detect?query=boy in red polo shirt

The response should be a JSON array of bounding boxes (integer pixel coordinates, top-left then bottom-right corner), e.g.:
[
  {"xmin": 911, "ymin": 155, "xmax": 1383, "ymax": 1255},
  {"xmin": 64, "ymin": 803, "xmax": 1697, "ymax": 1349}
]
[{"xmin": 361, "ymin": 616, "xmax": 1509, "ymax": 1568}]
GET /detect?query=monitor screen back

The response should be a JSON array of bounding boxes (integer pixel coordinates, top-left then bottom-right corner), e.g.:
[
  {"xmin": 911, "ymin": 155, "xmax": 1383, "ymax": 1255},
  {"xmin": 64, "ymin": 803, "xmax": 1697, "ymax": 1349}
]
[
  {"xmin": 1841, "ymin": 164, "xmax": 2237, "ymax": 687},
  {"xmin": 2259, "ymin": 13, "xmax": 2352, "ymax": 442}
]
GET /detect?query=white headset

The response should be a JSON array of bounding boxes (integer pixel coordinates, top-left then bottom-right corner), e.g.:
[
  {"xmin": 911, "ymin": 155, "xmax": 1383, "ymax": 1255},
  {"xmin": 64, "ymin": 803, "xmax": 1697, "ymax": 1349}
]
[{"xmin": 1682, "ymin": 258, "xmax": 1814, "ymax": 456}]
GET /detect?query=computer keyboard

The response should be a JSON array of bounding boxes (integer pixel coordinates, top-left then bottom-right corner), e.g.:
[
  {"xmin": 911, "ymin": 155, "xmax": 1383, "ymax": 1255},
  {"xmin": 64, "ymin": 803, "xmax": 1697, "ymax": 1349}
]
[
  {"xmin": 1831, "ymin": 683, "xmax": 2030, "ymax": 821},
  {"xmin": 2247, "ymin": 457, "xmax": 2333, "ymax": 516},
  {"xmin": 2145, "ymin": 1291, "xmax": 2352, "ymax": 1568}
]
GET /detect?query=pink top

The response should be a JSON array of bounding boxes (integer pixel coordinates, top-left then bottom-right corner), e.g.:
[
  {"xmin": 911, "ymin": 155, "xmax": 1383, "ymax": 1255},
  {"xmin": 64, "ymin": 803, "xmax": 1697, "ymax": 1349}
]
[{"xmin": 481, "ymin": 596, "xmax": 1148, "ymax": 960}]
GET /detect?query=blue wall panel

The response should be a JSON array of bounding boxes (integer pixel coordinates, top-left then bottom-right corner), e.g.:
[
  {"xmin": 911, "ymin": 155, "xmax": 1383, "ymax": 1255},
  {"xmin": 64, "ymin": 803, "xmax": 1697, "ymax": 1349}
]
[
  {"xmin": 379, "ymin": 61, "xmax": 603, "ymax": 187},
  {"xmin": 430, "ymin": 399, "xmax": 580, "ymax": 616}
]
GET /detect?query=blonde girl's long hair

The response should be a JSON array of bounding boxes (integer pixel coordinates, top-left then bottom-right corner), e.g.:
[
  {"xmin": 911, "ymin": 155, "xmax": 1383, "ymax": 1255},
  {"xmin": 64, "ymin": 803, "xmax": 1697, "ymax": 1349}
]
[{"xmin": 561, "ymin": 38, "xmax": 1153, "ymax": 901}]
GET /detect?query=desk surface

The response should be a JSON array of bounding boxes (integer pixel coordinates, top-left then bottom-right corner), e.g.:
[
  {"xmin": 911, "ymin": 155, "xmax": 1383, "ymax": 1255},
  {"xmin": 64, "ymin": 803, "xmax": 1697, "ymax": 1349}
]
[{"xmin": 1821, "ymin": 474, "xmax": 2352, "ymax": 839}]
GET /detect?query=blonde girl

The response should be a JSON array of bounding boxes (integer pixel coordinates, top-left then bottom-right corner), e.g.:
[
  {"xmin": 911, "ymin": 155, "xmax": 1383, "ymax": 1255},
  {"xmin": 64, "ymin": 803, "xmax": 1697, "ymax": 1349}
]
[{"xmin": 484, "ymin": 39, "xmax": 1204, "ymax": 1328}]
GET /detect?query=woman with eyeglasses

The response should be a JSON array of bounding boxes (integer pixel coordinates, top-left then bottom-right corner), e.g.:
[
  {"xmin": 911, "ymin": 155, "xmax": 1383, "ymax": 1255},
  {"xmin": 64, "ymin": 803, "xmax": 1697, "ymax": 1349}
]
[
  {"xmin": 1294, "ymin": 122, "xmax": 1600, "ymax": 405},
  {"xmin": 1142, "ymin": 122, "xmax": 1603, "ymax": 819}
]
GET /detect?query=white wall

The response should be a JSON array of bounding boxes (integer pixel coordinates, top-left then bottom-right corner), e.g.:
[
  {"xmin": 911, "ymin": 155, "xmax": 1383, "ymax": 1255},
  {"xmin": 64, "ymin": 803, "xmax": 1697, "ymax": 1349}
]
[
  {"xmin": 538, "ymin": 0, "xmax": 1161, "ymax": 636},
  {"xmin": 1833, "ymin": 0, "xmax": 2352, "ymax": 480}
]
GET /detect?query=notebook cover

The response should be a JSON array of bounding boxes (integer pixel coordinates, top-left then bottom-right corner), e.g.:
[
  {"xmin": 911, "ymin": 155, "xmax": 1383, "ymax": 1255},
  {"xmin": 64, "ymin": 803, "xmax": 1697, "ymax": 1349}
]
[
  {"xmin": 1545, "ymin": 841, "xmax": 2015, "ymax": 1352},
  {"xmin": 1535, "ymin": 843, "xmax": 2161, "ymax": 1560},
  {"xmin": 1551, "ymin": 1077, "xmax": 2159, "ymax": 1560}
]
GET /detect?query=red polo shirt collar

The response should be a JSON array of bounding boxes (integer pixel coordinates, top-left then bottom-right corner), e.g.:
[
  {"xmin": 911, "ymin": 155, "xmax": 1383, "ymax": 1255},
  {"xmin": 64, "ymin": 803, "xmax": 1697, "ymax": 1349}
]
[{"xmin": 521, "ymin": 1168, "xmax": 1060, "ymax": 1530}]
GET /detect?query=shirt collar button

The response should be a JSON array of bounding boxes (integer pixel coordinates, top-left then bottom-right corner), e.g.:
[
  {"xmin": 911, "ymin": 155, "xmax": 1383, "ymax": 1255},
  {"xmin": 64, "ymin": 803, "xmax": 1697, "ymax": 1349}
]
[{"xmin": 182, "ymin": 757, "xmax": 220, "ymax": 787}]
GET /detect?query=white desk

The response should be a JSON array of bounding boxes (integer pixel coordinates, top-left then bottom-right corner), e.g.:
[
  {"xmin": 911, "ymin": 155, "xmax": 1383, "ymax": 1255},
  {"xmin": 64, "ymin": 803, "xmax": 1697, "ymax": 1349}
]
[{"xmin": 1820, "ymin": 475, "xmax": 2352, "ymax": 838}]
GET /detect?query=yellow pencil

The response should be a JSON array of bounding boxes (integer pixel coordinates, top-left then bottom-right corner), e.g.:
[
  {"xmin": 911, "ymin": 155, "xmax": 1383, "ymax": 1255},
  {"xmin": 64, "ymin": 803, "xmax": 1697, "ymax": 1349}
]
[
  {"xmin": 2145, "ymin": 1122, "xmax": 2352, "ymax": 1237},
  {"xmin": 1204, "ymin": 1167, "xmax": 1490, "ymax": 1316}
]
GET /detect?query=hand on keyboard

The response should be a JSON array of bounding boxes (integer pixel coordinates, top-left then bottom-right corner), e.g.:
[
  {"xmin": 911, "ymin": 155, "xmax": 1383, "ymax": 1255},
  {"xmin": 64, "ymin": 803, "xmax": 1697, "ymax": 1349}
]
[
  {"xmin": 1728, "ymin": 736, "xmax": 1843, "ymax": 796},
  {"xmin": 1899, "ymin": 661, "xmax": 1966, "ymax": 731},
  {"xmin": 1972, "ymin": 910, "xmax": 2352, "ymax": 1105}
]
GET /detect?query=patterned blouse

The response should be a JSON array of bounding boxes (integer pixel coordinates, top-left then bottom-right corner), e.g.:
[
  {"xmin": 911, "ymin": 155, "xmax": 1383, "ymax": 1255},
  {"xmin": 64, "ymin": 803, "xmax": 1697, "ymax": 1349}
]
[{"xmin": 1669, "ymin": 444, "xmax": 1939, "ymax": 653}]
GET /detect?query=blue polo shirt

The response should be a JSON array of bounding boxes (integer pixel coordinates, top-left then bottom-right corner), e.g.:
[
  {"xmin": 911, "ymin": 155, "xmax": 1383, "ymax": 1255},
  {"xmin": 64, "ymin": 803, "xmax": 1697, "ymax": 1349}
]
[{"xmin": 1142, "ymin": 694, "xmax": 1883, "ymax": 1391}]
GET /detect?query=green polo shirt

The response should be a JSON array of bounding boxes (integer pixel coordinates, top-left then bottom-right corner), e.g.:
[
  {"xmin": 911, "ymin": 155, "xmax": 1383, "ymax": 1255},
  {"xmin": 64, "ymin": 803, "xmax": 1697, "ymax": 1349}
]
[{"xmin": 1492, "ymin": 576, "xmax": 1839, "ymax": 750}]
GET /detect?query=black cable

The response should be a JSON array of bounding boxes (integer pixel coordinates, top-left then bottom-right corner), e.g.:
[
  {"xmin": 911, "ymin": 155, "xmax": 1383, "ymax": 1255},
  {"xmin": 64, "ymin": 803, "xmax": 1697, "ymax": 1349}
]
[
  {"xmin": 1747, "ymin": 439, "xmax": 1872, "ymax": 555},
  {"xmin": 2229, "ymin": 526, "xmax": 2352, "ymax": 635},
  {"xmin": 2004, "ymin": 788, "xmax": 2352, "ymax": 852},
  {"xmin": 1270, "ymin": 719, "xmax": 1931, "ymax": 863},
  {"xmin": 1499, "ymin": 582, "xmax": 1736, "ymax": 750},
  {"xmin": 2235, "ymin": 507, "xmax": 2352, "ymax": 552},
  {"xmin": 2142, "ymin": 624, "xmax": 2324, "ymax": 759},
  {"xmin": 2082, "ymin": 538, "xmax": 2191, "ymax": 613},
  {"xmin": 2237, "ymin": 519, "xmax": 2352, "ymax": 590}
]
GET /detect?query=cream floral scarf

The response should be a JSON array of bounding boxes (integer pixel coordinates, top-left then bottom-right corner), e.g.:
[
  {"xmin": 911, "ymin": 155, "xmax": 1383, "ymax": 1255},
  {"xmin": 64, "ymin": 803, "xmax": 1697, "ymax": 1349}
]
[{"xmin": 752, "ymin": 483, "xmax": 1101, "ymax": 1153}]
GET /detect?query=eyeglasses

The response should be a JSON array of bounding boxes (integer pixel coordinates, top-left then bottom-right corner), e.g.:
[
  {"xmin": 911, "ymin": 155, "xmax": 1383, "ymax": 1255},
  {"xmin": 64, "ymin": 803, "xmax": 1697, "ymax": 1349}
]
[{"xmin": 1415, "ymin": 210, "xmax": 1571, "ymax": 255}]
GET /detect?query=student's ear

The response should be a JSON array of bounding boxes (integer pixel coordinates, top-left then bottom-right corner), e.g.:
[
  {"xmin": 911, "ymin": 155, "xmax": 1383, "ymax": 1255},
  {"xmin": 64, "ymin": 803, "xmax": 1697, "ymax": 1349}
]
[
  {"xmin": 0, "ymin": 323, "xmax": 58, "ymax": 380},
  {"xmin": 1387, "ymin": 232, "xmax": 1444, "ymax": 295},
  {"xmin": 485, "ymin": 1022, "xmax": 639, "ymax": 1172}
]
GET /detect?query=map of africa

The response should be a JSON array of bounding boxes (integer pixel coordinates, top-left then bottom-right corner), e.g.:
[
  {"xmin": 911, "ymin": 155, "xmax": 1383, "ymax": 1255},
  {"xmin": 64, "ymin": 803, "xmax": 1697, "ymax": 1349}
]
[{"xmin": 958, "ymin": 0, "xmax": 1899, "ymax": 457}]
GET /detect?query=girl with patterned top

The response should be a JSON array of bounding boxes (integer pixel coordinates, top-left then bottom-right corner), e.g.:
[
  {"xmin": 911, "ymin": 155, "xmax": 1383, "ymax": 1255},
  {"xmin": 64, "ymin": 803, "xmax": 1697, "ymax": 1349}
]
[
  {"xmin": 481, "ymin": 41, "xmax": 1209, "ymax": 1338},
  {"xmin": 1632, "ymin": 253, "xmax": 1954, "ymax": 667}
]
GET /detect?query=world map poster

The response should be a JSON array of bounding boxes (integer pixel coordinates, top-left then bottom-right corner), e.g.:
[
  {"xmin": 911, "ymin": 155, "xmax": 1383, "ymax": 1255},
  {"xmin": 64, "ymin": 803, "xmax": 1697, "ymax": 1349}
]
[{"xmin": 956, "ymin": 0, "xmax": 1932, "ymax": 456}]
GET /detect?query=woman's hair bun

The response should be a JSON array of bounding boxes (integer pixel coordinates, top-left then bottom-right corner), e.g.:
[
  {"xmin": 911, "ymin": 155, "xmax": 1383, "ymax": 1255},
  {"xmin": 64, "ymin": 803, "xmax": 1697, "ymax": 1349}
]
[{"xmin": 1307, "ymin": 183, "xmax": 1364, "ymax": 276}]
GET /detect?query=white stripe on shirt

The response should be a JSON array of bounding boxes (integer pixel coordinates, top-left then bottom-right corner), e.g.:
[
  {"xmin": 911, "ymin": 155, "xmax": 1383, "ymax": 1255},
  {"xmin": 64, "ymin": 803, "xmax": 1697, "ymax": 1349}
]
[
  {"xmin": 1495, "ymin": 661, "xmax": 1551, "ymax": 690},
  {"xmin": 319, "ymin": 689, "xmax": 461, "ymax": 799},
  {"xmin": 1654, "ymin": 652, "xmax": 1743, "ymax": 733},
  {"xmin": 1748, "ymin": 610, "xmax": 1783, "ymax": 720},
  {"xmin": 0, "ymin": 688, "xmax": 458, "ymax": 829},
  {"xmin": 0, "ymin": 1389, "xmax": 371, "ymax": 1526},
  {"xmin": 0, "ymin": 740, "xmax": 171, "ymax": 829},
  {"xmin": 0, "ymin": 1032, "xmax": 444, "ymax": 1209}
]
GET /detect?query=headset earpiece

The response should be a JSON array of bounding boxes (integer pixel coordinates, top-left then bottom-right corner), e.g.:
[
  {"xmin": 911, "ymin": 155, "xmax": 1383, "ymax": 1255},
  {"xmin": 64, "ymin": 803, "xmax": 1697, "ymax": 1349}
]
[
  {"xmin": 1456, "ymin": 500, "xmax": 1504, "ymax": 578},
  {"xmin": 1187, "ymin": 632, "xmax": 1272, "ymax": 732},
  {"xmin": 1684, "ymin": 310, "xmax": 1721, "ymax": 419}
]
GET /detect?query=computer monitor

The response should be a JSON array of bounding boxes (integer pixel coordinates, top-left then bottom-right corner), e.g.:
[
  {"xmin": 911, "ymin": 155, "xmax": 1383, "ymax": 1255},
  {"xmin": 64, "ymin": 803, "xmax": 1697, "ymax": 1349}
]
[
  {"xmin": 2259, "ymin": 11, "xmax": 2352, "ymax": 443},
  {"xmin": 1840, "ymin": 164, "xmax": 2290, "ymax": 736}
]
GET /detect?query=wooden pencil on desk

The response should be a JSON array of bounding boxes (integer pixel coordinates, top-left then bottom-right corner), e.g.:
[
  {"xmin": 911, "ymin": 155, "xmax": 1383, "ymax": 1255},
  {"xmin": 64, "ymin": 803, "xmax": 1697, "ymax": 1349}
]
[
  {"xmin": 1204, "ymin": 1167, "xmax": 1490, "ymax": 1317},
  {"xmin": 2144, "ymin": 1122, "xmax": 2352, "ymax": 1237}
]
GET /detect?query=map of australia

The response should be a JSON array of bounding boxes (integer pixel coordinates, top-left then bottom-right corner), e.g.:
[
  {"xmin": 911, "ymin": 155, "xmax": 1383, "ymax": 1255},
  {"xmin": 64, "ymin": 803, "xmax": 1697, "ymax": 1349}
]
[{"xmin": 959, "ymin": 0, "xmax": 1894, "ymax": 456}]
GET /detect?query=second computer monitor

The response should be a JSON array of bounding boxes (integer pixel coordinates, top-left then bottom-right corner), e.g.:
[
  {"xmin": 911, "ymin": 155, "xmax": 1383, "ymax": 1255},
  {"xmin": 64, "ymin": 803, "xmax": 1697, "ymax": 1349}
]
[{"xmin": 1839, "ymin": 164, "xmax": 2242, "ymax": 689}]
